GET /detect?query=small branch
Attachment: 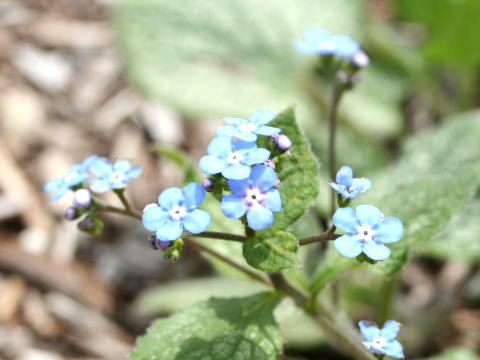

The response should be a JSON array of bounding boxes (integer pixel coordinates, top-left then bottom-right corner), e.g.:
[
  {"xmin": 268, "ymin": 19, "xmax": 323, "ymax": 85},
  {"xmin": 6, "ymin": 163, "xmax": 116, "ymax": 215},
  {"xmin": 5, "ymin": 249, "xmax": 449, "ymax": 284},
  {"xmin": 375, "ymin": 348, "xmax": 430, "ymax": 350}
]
[
  {"xmin": 183, "ymin": 237, "xmax": 272, "ymax": 287},
  {"xmin": 192, "ymin": 231, "xmax": 246, "ymax": 242},
  {"xmin": 96, "ymin": 202, "xmax": 142, "ymax": 220},
  {"xmin": 328, "ymin": 83, "xmax": 344, "ymax": 215},
  {"xmin": 114, "ymin": 188, "xmax": 133, "ymax": 212},
  {"xmin": 298, "ymin": 226, "xmax": 338, "ymax": 246},
  {"xmin": 268, "ymin": 272, "xmax": 308, "ymax": 307}
]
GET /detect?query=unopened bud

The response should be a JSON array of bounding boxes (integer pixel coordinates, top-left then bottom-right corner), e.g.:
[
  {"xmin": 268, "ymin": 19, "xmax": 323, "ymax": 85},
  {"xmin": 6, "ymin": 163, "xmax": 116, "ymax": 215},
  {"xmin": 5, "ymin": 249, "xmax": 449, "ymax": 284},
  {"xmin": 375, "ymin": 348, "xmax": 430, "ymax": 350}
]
[
  {"xmin": 202, "ymin": 177, "xmax": 214, "ymax": 192},
  {"xmin": 157, "ymin": 240, "xmax": 172, "ymax": 251},
  {"xmin": 147, "ymin": 235, "xmax": 158, "ymax": 250},
  {"xmin": 264, "ymin": 159, "xmax": 275, "ymax": 169},
  {"xmin": 79, "ymin": 216, "xmax": 94, "ymax": 230},
  {"xmin": 351, "ymin": 50, "xmax": 369, "ymax": 68},
  {"xmin": 275, "ymin": 135, "xmax": 292, "ymax": 151},
  {"xmin": 73, "ymin": 189, "xmax": 91, "ymax": 209},
  {"xmin": 64, "ymin": 207, "xmax": 78, "ymax": 220}
]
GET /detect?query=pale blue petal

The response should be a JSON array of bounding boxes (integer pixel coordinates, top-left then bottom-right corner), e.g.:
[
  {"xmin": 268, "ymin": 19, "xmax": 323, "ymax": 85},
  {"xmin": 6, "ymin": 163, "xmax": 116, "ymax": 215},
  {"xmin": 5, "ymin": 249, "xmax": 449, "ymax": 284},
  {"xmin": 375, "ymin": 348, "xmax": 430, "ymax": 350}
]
[
  {"xmin": 182, "ymin": 183, "xmax": 205, "ymax": 209},
  {"xmin": 184, "ymin": 209, "xmax": 211, "ymax": 234},
  {"xmin": 304, "ymin": 26, "xmax": 329, "ymax": 42},
  {"xmin": 336, "ymin": 166, "xmax": 353, "ymax": 187},
  {"xmin": 227, "ymin": 178, "xmax": 249, "ymax": 195},
  {"xmin": 264, "ymin": 189, "xmax": 281, "ymax": 212},
  {"xmin": 243, "ymin": 147, "xmax": 270, "ymax": 165},
  {"xmin": 363, "ymin": 241, "xmax": 391, "ymax": 261},
  {"xmin": 234, "ymin": 140, "xmax": 256, "ymax": 152},
  {"xmin": 125, "ymin": 165, "xmax": 142, "ymax": 180},
  {"xmin": 222, "ymin": 164, "xmax": 251, "ymax": 180},
  {"xmin": 356, "ymin": 204, "xmax": 381, "ymax": 227},
  {"xmin": 223, "ymin": 117, "xmax": 245, "ymax": 125},
  {"xmin": 142, "ymin": 206, "xmax": 169, "ymax": 231},
  {"xmin": 90, "ymin": 158, "xmax": 112, "ymax": 177},
  {"xmin": 156, "ymin": 220, "xmax": 183, "ymax": 241},
  {"xmin": 332, "ymin": 207, "xmax": 358, "ymax": 233},
  {"xmin": 43, "ymin": 178, "xmax": 63, "ymax": 192},
  {"xmin": 247, "ymin": 206, "xmax": 273, "ymax": 230},
  {"xmin": 216, "ymin": 126, "xmax": 235, "ymax": 137},
  {"xmin": 158, "ymin": 187, "xmax": 184, "ymax": 209},
  {"xmin": 114, "ymin": 159, "xmax": 131, "ymax": 172},
  {"xmin": 249, "ymin": 165, "xmax": 277, "ymax": 191},
  {"xmin": 68, "ymin": 172, "xmax": 90, "ymax": 186},
  {"xmin": 351, "ymin": 178, "xmax": 372, "ymax": 193},
  {"xmin": 294, "ymin": 41, "xmax": 319, "ymax": 54},
  {"xmin": 207, "ymin": 136, "xmax": 233, "ymax": 157},
  {"xmin": 381, "ymin": 320, "xmax": 401, "ymax": 341},
  {"xmin": 331, "ymin": 34, "xmax": 359, "ymax": 56},
  {"xmin": 255, "ymin": 125, "xmax": 281, "ymax": 136},
  {"xmin": 221, "ymin": 195, "xmax": 247, "ymax": 219},
  {"xmin": 199, "ymin": 155, "xmax": 226, "ymax": 175},
  {"xmin": 329, "ymin": 182, "xmax": 350, "ymax": 198},
  {"xmin": 234, "ymin": 130, "xmax": 257, "ymax": 142},
  {"xmin": 375, "ymin": 217, "xmax": 403, "ymax": 243},
  {"xmin": 384, "ymin": 340, "xmax": 404, "ymax": 359},
  {"xmin": 49, "ymin": 185, "xmax": 70, "ymax": 202},
  {"xmin": 249, "ymin": 110, "xmax": 276, "ymax": 125},
  {"xmin": 90, "ymin": 178, "xmax": 112, "ymax": 193},
  {"xmin": 334, "ymin": 234, "xmax": 362, "ymax": 258},
  {"xmin": 81, "ymin": 155, "xmax": 100, "ymax": 169},
  {"xmin": 358, "ymin": 321, "xmax": 380, "ymax": 341}
]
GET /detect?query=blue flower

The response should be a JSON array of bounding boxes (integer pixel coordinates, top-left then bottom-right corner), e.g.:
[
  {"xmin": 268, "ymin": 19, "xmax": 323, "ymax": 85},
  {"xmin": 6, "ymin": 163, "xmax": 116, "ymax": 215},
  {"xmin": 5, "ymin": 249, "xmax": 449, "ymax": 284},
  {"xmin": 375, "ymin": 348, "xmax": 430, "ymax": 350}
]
[
  {"xmin": 329, "ymin": 166, "xmax": 372, "ymax": 200},
  {"xmin": 89, "ymin": 158, "xmax": 142, "ymax": 193},
  {"xmin": 221, "ymin": 165, "xmax": 281, "ymax": 230},
  {"xmin": 333, "ymin": 205, "xmax": 403, "ymax": 261},
  {"xmin": 43, "ymin": 155, "xmax": 98, "ymax": 201},
  {"xmin": 142, "ymin": 183, "xmax": 211, "ymax": 241},
  {"xmin": 359, "ymin": 320, "xmax": 404, "ymax": 358},
  {"xmin": 216, "ymin": 110, "xmax": 280, "ymax": 142},
  {"xmin": 294, "ymin": 26, "xmax": 359, "ymax": 57},
  {"xmin": 199, "ymin": 136, "xmax": 270, "ymax": 180}
]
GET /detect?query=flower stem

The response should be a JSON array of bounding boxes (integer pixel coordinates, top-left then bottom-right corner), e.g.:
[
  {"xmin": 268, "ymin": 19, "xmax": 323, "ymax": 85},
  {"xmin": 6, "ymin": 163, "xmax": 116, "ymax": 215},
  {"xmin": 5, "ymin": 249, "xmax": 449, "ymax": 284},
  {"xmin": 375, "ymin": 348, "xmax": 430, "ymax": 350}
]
[
  {"xmin": 328, "ymin": 83, "xmax": 345, "ymax": 215},
  {"xmin": 377, "ymin": 275, "xmax": 398, "ymax": 327},
  {"xmin": 268, "ymin": 272, "xmax": 308, "ymax": 307},
  {"xmin": 298, "ymin": 226, "xmax": 338, "ymax": 246},
  {"xmin": 96, "ymin": 202, "xmax": 142, "ymax": 220},
  {"xmin": 183, "ymin": 236, "xmax": 272, "ymax": 287},
  {"xmin": 193, "ymin": 231, "xmax": 246, "ymax": 242},
  {"xmin": 114, "ymin": 188, "xmax": 133, "ymax": 212}
]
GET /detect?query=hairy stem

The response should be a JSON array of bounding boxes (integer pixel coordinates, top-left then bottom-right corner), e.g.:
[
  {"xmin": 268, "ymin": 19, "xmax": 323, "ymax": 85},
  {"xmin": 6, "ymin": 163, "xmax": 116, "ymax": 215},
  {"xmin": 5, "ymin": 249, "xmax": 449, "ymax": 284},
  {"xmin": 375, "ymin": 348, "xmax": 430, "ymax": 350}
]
[
  {"xmin": 194, "ymin": 231, "xmax": 246, "ymax": 242},
  {"xmin": 268, "ymin": 272, "xmax": 308, "ymax": 307},
  {"xmin": 97, "ymin": 202, "xmax": 142, "ymax": 220},
  {"xmin": 183, "ymin": 237, "xmax": 272, "ymax": 287},
  {"xmin": 114, "ymin": 188, "xmax": 133, "ymax": 212},
  {"xmin": 298, "ymin": 226, "xmax": 338, "ymax": 246},
  {"xmin": 328, "ymin": 84, "xmax": 344, "ymax": 215}
]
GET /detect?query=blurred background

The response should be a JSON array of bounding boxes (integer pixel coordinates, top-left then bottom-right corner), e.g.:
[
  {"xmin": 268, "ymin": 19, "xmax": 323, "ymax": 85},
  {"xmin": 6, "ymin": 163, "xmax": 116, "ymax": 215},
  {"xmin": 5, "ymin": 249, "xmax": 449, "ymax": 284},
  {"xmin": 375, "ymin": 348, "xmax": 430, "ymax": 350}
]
[{"xmin": 0, "ymin": 0, "xmax": 479, "ymax": 359}]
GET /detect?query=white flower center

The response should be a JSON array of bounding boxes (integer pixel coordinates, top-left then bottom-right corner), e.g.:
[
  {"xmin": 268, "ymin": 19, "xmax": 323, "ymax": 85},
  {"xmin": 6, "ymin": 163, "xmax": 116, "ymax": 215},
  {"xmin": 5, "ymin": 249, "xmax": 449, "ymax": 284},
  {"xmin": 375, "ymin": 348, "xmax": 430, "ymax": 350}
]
[
  {"xmin": 109, "ymin": 171, "xmax": 125, "ymax": 183},
  {"xmin": 357, "ymin": 224, "xmax": 375, "ymax": 243},
  {"xmin": 245, "ymin": 187, "xmax": 265, "ymax": 208},
  {"xmin": 169, "ymin": 205, "xmax": 186, "ymax": 220},
  {"xmin": 226, "ymin": 151, "xmax": 244, "ymax": 165},
  {"xmin": 370, "ymin": 336, "xmax": 386, "ymax": 352},
  {"xmin": 238, "ymin": 123, "xmax": 257, "ymax": 133}
]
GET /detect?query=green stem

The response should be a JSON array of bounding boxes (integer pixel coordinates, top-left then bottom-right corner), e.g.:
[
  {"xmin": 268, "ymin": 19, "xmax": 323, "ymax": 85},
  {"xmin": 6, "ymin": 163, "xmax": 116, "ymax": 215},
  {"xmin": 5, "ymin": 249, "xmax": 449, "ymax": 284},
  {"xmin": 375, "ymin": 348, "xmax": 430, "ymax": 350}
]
[
  {"xmin": 268, "ymin": 272, "xmax": 308, "ymax": 307},
  {"xmin": 298, "ymin": 226, "xmax": 338, "ymax": 246},
  {"xmin": 328, "ymin": 83, "xmax": 344, "ymax": 215},
  {"xmin": 96, "ymin": 202, "xmax": 142, "ymax": 220},
  {"xmin": 114, "ymin": 188, "xmax": 133, "ymax": 212},
  {"xmin": 192, "ymin": 231, "xmax": 246, "ymax": 242},
  {"xmin": 183, "ymin": 236, "xmax": 272, "ymax": 287},
  {"xmin": 377, "ymin": 275, "xmax": 398, "ymax": 327}
]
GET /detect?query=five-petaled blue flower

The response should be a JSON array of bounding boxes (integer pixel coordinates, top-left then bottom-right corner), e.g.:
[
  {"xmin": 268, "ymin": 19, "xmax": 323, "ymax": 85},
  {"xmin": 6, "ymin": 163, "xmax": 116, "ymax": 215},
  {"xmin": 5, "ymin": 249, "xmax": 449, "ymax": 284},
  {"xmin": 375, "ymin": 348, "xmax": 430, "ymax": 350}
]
[
  {"xmin": 142, "ymin": 183, "xmax": 211, "ymax": 241},
  {"xmin": 216, "ymin": 110, "xmax": 280, "ymax": 142},
  {"xmin": 89, "ymin": 158, "xmax": 142, "ymax": 193},
  {"xmin": 294, "ymin": 26, "xmax": 359, "ymax": 57},
  {"xmin": 359, "ymin": 320, "xmax": 404, "ymax": 358},
  {"xmin": 329, "ymin": 166, "xmax": 372, "ymax": 200},
  {"xmin": 43, "ymin": 155, "xmax": 98, "ymax": 201},
  {"xmin": 333, "ymin": 204, "xmax": 403, "ymax": 261},
  {"xmin": 221, "ymin": 165, "xmax": 281, "ymax": 230},
  {"xmin": 199, "ymin": 136, "xmax": 270, "ymax": 180}
]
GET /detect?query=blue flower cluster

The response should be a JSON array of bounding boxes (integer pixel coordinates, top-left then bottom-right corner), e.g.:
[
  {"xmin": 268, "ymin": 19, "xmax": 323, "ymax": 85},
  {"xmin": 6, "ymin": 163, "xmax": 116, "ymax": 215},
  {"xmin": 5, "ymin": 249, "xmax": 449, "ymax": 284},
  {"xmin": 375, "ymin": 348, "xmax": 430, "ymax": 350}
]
[{"xmin": 43, "ymin": 156, "xmax": 142, "ymax": 201}]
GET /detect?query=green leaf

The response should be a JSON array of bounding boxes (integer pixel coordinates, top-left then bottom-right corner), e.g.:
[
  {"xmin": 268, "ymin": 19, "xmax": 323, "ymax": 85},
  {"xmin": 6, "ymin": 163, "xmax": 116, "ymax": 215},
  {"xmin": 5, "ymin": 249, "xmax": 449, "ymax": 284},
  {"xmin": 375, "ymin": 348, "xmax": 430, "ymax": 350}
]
[
  {"xmin": 130, "ymin": 292, "xmax": 283, "ymax": 360},
  {"xmin": 419, "ymin": 348, "xmax": 480, "ymax": 360},
  {"xmin": 269, "ymin": 107, "xmax": 320, "ymax": 231},
  {"xmin": 243, "ymin": 231, "xmax": 300, "ymax": 272}
]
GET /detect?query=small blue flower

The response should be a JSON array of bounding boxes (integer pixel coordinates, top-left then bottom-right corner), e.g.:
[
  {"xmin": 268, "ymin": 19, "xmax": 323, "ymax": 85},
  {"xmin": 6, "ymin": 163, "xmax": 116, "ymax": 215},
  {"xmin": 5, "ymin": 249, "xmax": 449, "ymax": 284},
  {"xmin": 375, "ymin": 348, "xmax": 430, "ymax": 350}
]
[
  {"xmin": 43, "ymin": 155, "xmax": 98, "ymax": 201},
  {"xmin": 221, "ymin": 165, "xmax": 281, "ymax": 230},
  {"xmin": 333, "ymin": 205, "xmax": 403, "ymax": 261},
  {"xmin": 142, "ymin": 183, "xmax": 211, "ymax": 241},
  {"xmin": 199, "ymin": 136, "xmax": 270, "ymax": 180},
  {"xmin": 294, "ymin": 26, "xmax": 359, "ymax": 57},
  {"xmin": 359, "ymin": 320, "xmax": 404, "ymax": 358},
  {"xmin": 329, "ymin": 166, "xmax": 372, "ymax": 200},
  {"xmin": 89, "ymin": 158, "xmax": 142, "ymax": 193},
  {"xmin": 216, "ymin": 110, "xmax": 280, "ymax": 142}
]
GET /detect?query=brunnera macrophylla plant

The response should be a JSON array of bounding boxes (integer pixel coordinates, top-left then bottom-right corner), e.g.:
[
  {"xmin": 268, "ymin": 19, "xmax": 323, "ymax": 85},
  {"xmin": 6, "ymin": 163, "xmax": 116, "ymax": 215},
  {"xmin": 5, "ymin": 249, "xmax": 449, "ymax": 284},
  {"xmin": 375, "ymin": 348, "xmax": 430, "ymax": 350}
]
[{"xmin": 43, "ymin": 27, "xmax": 405, "ymax": 360}]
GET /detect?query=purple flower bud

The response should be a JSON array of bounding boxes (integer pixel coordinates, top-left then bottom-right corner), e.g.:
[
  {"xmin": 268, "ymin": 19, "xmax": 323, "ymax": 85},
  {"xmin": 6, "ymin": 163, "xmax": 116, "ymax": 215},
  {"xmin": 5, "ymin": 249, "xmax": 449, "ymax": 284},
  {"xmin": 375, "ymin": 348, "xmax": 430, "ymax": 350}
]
[
  {"xmin": 64, "ymin": 207, "xmax": 78, "ymax": 220},
  {"xmin": 275, "ymin": 135, "xmax": 292, "ymax": 151},
  {"xmin": 351, "ymin": 50, "xmax": 369, "ymax": 68},
  {"xmin": 157, "ymin": 240, "xmax": 172, "ymax": 251},
  {"xmin": 202, "ymin": 177, "xmax": 214, "ymax": 192},
  {"xmin": 264, "ymin": 159, "xmax": 275, "ymax": 169},
  {"xmin": 270, "ymin": 134, "xmax": 280, "ymax": 142},
  {"xmin": 147, "ymin": 235, "xmax": 158, "ymax": 250},
  {"xmin": 73, "ymin": 189, "xmax": 91, "ymax": 209},
  {"xmin": 79, "ymin": 216, "xmax": 94, "ymax": 230}
]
